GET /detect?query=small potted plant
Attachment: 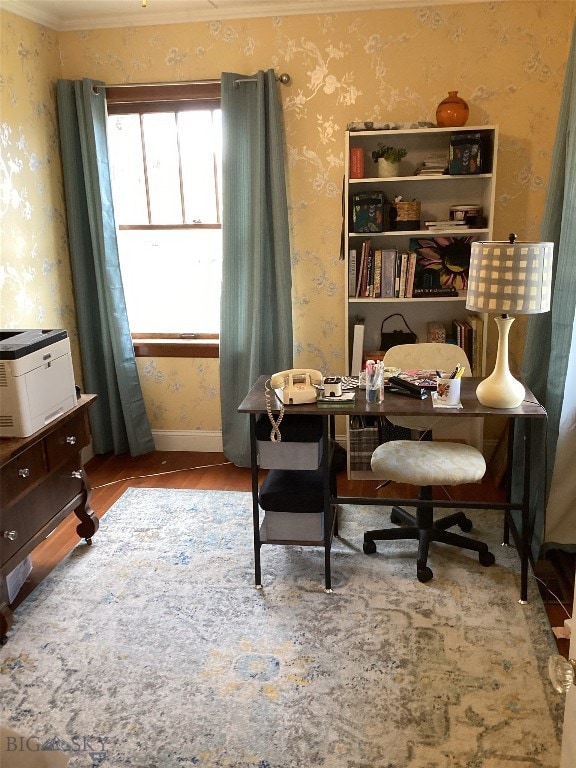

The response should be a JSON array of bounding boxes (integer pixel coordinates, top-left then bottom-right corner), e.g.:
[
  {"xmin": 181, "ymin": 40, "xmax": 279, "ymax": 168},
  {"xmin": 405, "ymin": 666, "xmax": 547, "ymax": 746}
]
[{"xmin": 371, "ymin": 144, "xmax": 408, "ymax": 178}]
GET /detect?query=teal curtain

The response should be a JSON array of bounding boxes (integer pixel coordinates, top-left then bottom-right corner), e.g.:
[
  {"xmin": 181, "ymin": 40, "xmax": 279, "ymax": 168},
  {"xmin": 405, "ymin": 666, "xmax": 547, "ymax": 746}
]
[
  {"xmin": 219, "ymin": 70, "xmax": 293, "ymax": 467},
  {"xmin": 512, "ymin": 23, "xmax": 576, "ymax": 555},
  {"xmin": 57, "ymin": 79, "xmax": 154, "ymax": 457}
]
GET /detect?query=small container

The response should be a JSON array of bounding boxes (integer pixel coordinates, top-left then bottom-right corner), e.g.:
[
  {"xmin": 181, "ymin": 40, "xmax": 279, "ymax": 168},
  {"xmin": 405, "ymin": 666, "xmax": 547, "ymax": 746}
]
[
  {"xmin": 390, "ymin": 199, "xmax": 421, "ymax": 231},
  {"xmin": 449, "ymin": 131, "xmax": 491, "ymax": 175},
  {"xmin": 436, "ymin": 375, "xmax": 461, "ymax": 407},
  {"xmin": 450, "ymin": 204, "xmax": 483, "ymax": 227},
  {"xmin": 366, "ymin": 384, "xmax": 384, "ymax": 403}
]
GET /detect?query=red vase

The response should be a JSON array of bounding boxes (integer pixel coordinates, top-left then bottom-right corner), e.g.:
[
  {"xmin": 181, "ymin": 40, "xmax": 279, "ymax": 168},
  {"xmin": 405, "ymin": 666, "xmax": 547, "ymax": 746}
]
[{"xmin": 436, "ymin": 91, "xmax": 469, "ymax": 127}]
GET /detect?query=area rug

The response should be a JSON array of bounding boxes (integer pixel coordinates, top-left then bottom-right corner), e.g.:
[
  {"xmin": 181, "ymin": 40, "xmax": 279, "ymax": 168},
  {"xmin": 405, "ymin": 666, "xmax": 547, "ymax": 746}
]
[{"xmin": 0, "ymin": 488, "xmax": 563, "ymax": 767}]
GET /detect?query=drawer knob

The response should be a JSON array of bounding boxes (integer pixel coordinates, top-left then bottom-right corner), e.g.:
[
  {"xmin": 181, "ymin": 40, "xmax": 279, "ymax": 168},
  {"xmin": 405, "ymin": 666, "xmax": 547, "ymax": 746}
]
[
  {"xmin": 18, "ymin": 468, "xmax": 30, "ymax": 478},
  {"xmin": 2, "ymin": 530, "xmax": 17, "ymax": 541},
  {"xmin": 66, "ymin": 436, "xmax": 77, "ymax": 445},
  {"xmin": 71, "ymin": 470, "xmax": 83, "ymax": 479}
]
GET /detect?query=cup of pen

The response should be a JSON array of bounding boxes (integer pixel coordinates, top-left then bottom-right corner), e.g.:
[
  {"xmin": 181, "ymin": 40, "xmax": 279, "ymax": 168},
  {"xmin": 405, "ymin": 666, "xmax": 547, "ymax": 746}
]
[
  {"xmin": 366, "ymin": 360, "xmax": 384, "ymax": 403},
  {"xmin": 436, "ymin": 368, "xmax": 462, "ymax": 406}
]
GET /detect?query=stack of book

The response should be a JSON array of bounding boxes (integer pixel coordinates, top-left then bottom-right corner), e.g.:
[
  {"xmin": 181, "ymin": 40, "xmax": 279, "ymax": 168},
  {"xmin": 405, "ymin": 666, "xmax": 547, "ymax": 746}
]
[
  {"xmin": 416, "ymin": 153, "xmax": 448, "ymax": 176},
  {"xmin": 452, "ymin": 313, "xmax": 484, "ymax": 376},
  {"xmin": 348, "ymin": 245, "xmax": 419, "ymax": 299}
]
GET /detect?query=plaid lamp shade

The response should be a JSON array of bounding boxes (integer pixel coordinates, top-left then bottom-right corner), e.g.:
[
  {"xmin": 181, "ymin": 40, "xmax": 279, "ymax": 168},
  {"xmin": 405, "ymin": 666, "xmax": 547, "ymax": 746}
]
[{"xmin": 466, "ymin": 240, "xmax": 554, "ymax": 314}]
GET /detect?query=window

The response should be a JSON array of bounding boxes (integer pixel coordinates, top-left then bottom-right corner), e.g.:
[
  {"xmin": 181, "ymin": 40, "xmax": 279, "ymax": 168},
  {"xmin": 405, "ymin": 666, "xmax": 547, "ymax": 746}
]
[{"xmin": 106, "ymin": 82, "xmax": 222, "ymax": 357}]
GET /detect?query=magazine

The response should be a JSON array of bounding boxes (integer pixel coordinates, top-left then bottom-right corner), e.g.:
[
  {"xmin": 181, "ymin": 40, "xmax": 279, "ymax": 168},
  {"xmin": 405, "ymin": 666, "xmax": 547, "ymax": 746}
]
[{"xmin": 393, "ymin": 369, "xmax": 439, "ymax": 389}]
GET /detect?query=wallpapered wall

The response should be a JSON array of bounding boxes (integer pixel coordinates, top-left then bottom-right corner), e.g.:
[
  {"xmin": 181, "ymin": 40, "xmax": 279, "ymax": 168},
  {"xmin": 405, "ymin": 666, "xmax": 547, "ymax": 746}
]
[{"xmin": 1, "ymin": 2, "xmax": 574, "ymax": 446}]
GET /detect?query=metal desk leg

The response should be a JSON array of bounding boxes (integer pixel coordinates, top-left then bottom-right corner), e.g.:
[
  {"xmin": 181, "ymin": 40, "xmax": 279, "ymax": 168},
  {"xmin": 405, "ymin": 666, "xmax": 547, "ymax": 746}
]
[
  {"xmin": 322, "ymin": 415, "xmax": 332, "ymax": 593},
  {"xmin": 250, "ymin": 414, "xmax": 262, "ymax": 589},
  {"xmin": 502, "ymin": 419, "xmax": 515, "ymax": 547},
  {"xmin": 519, "ymin": 419, "xmax": 532, "ymax": 604}
]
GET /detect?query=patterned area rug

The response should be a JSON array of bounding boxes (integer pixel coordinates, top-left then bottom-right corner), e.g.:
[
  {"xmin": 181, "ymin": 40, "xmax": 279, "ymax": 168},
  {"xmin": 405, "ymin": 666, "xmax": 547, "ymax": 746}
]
[{"xmin": 1, "ymin": 488, "xmax": 563, "ymax": 767}]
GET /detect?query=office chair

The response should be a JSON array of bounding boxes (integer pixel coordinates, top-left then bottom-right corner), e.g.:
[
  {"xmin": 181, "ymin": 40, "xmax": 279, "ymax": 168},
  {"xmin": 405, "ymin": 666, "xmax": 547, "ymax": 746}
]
[{"xmin": 363, "ymin": 343, "xmax": 496, "ymax": 583}]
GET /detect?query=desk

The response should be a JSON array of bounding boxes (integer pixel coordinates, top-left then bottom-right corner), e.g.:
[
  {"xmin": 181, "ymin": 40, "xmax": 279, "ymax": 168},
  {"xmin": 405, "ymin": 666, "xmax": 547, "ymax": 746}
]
[{"xmin": 238, "ymin": 376, "xmax": 547, "ymax": 601}]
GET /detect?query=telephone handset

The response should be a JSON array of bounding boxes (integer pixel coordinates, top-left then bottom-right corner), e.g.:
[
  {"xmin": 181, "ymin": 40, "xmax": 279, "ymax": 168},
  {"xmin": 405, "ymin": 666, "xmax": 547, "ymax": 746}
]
[
  {"xmin": 270, "ymin": 369, "xmax": 322, "ymax": 405},
  {"xmin": 265, "ymin": 369, "xmax": 323, "ymax": 443}
]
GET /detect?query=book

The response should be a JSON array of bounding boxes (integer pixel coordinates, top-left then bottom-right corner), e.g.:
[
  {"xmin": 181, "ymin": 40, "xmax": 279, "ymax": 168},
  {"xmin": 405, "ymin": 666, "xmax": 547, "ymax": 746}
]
[
  {"xmin": 358, "ymin": 240, "xmax": 371, "ymax": 297},
  {"xmin": 395, "ymin": 369, "xmax": 438, "ymax": 389},
  {"xmin": 348, "ymin": 248, "xmax": 357, "ymax": 297},
  {"xmin": 365, "ymin": 248, "xmax": 374, "ymax": 296},
  {"xmin": 355, "ymin": 249, "xmax": 366, "ymax": 297},
  {"xmin": 373, "ymin": 249, "xmax": 382, "ymax": 298},
  {"xmin": 398, "ymin": 251, "xmax": 408, "ymax": 298},
  {"xmin": 412, "ymin": 286, "xmax": 458, "ymax": 297},
  {"xmin": 466, "ymin": 313, "xmax": 484, "ymax": 376},
  {"xmin": 380, "ymin": 249, "xmax": 397, "ymax": 298},
  {"xmin": 394, "ymin": 250, "xmax": 403, "ymax": 297},
  {"xmin": 404, "ymin": 251, "xmax": 417, "ymax": 298}
]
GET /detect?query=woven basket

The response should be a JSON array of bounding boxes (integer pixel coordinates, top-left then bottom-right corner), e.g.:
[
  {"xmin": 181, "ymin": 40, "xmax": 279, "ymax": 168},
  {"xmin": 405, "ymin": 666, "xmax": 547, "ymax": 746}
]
[{"xmin": 391, "ymin": 200, "xmax": 421, "ymax": 230}]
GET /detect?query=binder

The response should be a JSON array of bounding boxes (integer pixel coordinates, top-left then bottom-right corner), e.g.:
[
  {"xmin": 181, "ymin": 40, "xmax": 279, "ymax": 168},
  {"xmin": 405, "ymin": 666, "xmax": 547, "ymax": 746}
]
[{"xmin": 351, "ymin": 319, "xmax": 365, "ymax": 377}]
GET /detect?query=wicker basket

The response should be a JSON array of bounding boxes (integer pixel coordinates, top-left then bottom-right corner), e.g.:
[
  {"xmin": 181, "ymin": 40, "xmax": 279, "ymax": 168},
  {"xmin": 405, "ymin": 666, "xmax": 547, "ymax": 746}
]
[{"xmin": 391, "ymin": 199, "xmax": 421, "ymax": 231}]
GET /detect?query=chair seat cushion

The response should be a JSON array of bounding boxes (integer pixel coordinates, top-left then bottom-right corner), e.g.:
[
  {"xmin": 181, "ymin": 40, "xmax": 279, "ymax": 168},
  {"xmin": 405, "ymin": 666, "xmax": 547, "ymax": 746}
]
[{"xmin": 371, "ymin": 441, "xmax": 486, "ymax": 486}]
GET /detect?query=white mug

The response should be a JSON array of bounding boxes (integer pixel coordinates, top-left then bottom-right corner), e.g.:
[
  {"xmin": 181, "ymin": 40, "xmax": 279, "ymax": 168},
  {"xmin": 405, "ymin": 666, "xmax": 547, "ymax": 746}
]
[{"xmin": 436, "ymin": 375, "xmax": 461, "ymax": 406}]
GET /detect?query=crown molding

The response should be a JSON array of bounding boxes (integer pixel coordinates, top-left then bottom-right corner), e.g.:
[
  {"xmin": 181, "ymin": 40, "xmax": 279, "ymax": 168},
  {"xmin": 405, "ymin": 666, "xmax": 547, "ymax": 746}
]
[{"xmin": 0, "ymin": 0, "xmax": 494, "ymax": 32}]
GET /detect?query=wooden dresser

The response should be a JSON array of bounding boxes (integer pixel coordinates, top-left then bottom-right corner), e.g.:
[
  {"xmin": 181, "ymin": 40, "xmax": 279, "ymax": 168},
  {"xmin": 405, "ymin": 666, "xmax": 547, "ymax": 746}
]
[{"xmin": 0, "ymin": 394, "xmax": 98, "ymax": 641}]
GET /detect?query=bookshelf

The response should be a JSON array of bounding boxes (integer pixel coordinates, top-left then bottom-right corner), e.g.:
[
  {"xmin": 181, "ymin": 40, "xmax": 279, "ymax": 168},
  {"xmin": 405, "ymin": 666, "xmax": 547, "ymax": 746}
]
[
  {"xmin": 345, "ymin": 125, "xmax": 498, "ymax": 375},
  {"xmin": 344, "ymin": 125, "xmax": 498, "ymax": 478}
]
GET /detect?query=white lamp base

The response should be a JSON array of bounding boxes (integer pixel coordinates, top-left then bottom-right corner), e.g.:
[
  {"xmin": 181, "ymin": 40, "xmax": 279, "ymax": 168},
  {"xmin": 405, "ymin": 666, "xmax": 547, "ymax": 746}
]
[{"xmin": 476, "ymin": 315, "xmax": 525, "ymax": 409}]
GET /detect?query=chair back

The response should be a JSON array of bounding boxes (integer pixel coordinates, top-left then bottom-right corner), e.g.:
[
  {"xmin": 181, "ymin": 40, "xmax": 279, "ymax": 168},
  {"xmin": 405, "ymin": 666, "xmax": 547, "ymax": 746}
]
[{"xmin": 383, "ymin": 343, "xmax": 482, "ymax": 448}]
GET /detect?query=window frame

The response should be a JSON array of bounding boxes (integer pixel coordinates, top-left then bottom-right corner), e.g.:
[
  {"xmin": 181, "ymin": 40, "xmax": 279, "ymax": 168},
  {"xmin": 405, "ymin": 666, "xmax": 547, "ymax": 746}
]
[{"xmin": 106, "ymin": 81, "xmax": 222, "ymax": 359}]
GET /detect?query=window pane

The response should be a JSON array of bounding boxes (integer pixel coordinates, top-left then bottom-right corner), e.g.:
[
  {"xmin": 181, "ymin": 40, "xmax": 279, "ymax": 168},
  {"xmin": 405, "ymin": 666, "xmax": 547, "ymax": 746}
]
[
  {"xmin": 117, "ymin": 229, "xmax": 222, "ymax": 333},
  {"xmin": 142, "ymin": 113, "xmax": 183, "ymax": 224},
  {"xmin": 178, "ymin": 110, "xmax": 222, "ymax": 224},
  {"xmin": 107, "ymin": 114, "xmax": 148, "ymax": 223}
]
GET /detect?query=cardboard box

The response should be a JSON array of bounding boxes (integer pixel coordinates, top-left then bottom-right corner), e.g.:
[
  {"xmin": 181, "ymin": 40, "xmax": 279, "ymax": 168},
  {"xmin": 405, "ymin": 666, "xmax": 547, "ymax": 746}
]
[
  {"xmin": 262, "ymin": 510, "xmax": 324, "ymax": 541},
  {"xmin": 257, "ymin": 437, "xmax": 323, "ymax": 470},
  {"xmin": 7, "ymin": 555, "xmax": 32, "ymax": 603}
]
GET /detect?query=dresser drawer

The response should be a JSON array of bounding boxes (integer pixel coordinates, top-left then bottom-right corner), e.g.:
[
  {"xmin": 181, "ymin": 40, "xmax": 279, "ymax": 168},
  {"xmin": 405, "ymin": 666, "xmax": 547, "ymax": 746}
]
[
  {"xmin": 0, "ymin": 456, "xmax": 84, "ymax": 569},
  {"xmin": 45, "ymin": 412, "xmax": 89, "ymax": 470},
  {"xmin": 0, "ymin": 441, "xmax": 47, "ymax": 509}
]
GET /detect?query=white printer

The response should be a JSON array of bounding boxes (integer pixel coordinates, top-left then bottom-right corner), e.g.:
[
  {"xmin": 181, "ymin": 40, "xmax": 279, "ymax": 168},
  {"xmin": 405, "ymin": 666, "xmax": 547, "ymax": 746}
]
[{"xmin": 0, "ymin": 329, "xmax": 77, "ymax": 438}]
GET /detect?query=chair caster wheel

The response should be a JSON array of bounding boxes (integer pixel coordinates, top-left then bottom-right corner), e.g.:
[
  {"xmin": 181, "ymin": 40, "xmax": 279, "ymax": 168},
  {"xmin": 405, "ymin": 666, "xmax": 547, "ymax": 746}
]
[
  {"xmin": 479, "ymin": 550, "xmax": 496, "ymax": 567},
  {"xmin": 459, "ymin": 517, "xmax": 473, "ymax": 533},
  {"xmin": 390, "ymin": 510, "xmax": 403, "ymax": 526},
  {"xmin": 417, "ymin": 566, "xmax": 433, "ymax": 583},
  {"xmin": 363, "ymin": 539, "xmax": 377, "ymax": 555}
]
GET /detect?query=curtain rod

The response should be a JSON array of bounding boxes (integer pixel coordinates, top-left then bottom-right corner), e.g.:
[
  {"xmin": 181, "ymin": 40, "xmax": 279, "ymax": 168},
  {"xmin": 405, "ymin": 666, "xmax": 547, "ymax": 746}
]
[
  {"xmin": 94, "ymin": 79, "xmax": 219, "ymax": 90},
  {"xmin": 234, "ymin": 73, "xmax": 291, "ymax": 87},
  {"xmin": 94, "ymin": 73, "xmax": 291, "ymax": 91}
]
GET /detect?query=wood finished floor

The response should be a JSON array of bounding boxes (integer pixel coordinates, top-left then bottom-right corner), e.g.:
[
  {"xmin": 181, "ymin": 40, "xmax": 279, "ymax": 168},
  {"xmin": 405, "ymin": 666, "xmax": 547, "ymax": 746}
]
[{"xmin": 12, "ymin": 450, "xmax": 574, "ymax": 659}]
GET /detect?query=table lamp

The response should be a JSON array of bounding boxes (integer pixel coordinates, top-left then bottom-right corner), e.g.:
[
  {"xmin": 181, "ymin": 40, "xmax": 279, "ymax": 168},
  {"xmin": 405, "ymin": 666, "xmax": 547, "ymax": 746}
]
[{"xmin": 465, "ymin": 234, "xmax": 553, "ymax": 408}]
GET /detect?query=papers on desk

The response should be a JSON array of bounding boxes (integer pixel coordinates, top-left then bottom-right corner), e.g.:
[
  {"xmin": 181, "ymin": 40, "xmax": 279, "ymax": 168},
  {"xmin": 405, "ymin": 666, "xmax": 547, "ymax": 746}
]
[
  {"xmin": 431, "ymin": 392, "xmax": 463, "ymax": 409},
  {"xmin": 316, "ymin": 392, "xmax": 357, "ymax": 406}
]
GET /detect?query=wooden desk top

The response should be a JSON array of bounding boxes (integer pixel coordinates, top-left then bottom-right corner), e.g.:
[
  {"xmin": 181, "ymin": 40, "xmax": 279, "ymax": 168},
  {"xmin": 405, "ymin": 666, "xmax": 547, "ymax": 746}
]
[{"xmin": 238, "ymin": 375, "xmax": 547, "ymax": 420}]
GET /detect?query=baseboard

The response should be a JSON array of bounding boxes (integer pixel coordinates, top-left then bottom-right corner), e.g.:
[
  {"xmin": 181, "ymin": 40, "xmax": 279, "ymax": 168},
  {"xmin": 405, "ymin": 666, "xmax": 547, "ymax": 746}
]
[
  {"xmin": 152, "ymin": 430, "xmax": 224, "ymax": 452},
  {"xmin": 151, "ymin": 430, "xmax": 350, "ymax": 453}
]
